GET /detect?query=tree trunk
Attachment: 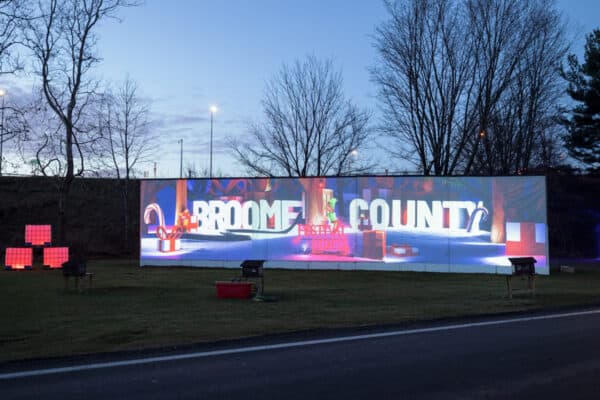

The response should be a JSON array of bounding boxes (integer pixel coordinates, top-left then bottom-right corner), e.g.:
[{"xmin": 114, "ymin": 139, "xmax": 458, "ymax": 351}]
[
  {"xmin": 56, "ymin": 177, "xmax": 72, "ymax": 246},
  {"xmin": 121, "ymin": 179, "xmax": 130, "ymax": 255}
]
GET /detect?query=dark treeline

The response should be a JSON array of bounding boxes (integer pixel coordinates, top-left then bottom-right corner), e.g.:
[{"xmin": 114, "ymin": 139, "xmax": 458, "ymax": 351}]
[{"xmin": 0, "ymin": 177, "xmax": 139, "ymax": 258}]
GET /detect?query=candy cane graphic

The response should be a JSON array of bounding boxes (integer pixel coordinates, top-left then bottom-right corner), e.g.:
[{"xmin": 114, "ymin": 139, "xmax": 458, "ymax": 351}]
[
  {"xmin": 144, "ymin": 203, "xmax": 165, "ymax": 228},
  {"xmin": 466, "ymin": 202, "xmax": 489, "ymax": 233}
]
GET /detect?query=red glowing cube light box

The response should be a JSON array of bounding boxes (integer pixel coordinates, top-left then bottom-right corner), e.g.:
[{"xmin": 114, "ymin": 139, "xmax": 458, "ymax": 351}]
[
  {"xmin": 43, "ymin": 247, "xmax": 69, "ymax": 269},
  {"xmin": 5, "ymin": 248, "xmax": 33, "ymax": 270},
  {"xmin": 25, "ymin": 225, "xmax": 52, "ymax": 246}
]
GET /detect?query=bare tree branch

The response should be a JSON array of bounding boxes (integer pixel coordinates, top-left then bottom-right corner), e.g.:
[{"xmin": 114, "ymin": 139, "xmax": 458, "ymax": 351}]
[
  {"xmin": 98, "ymin": 76, "xmax": 155, "ymax": 179},
  {"xmin": 0, "ymin": 0, "xmax": 26, "ymax": 76},
  {"xmin": 230, "ymin": 56, "xmax": 374, "ymax": 177},
  {"xmin": 373, "ymin": 0, "xmax": 568, "ymax": 176}
]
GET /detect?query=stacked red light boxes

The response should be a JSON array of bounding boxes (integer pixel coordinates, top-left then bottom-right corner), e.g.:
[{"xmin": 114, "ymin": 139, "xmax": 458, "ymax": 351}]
[
  {"xmin": 4, "ymin": 248, "xmax": 33, "ymax": 270},
  {"xmin": 3, "ymin": 225, "xmax": 69, "ymax": 270}
]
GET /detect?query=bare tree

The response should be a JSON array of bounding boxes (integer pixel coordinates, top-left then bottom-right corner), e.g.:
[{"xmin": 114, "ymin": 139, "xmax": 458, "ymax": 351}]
[
  {"xmin": 97, "ymin": 76, "xmax": 154, "ymax": 254},
  {"xmin": 372, "ymin": 0, "xmax": 568, "ymax": 176},
  {"xmin": 100, "ymin": 77, "xmax": 154, "ymax": 180},
  {"xmin": 464, "ymin": 0, "xmax": 568, "ymax": 175},
  {"xmin": 230, "ymin": 56, "xmax": 373, "ymax": 177},
  {"xmin": 23, "ymin": 0, "xmax": 136, "ymax": 241},
  {"xmin": 0, "ymin": 0, "xmax": 28, "ymax": 175},
  {"xmin": 372, "ymin": 0, "xmax": 478, "ymax": 175}
]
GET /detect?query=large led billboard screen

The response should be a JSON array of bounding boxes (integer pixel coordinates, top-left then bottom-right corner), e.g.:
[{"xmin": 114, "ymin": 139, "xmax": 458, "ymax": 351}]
[{"xmin": 140, "ymin": 176, "xmax": 549, "ymax": 274}]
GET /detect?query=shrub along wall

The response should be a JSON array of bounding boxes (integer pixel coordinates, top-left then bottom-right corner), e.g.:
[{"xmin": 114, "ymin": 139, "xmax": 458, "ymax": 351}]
[{"xmin": 546, "ymin": 174, "xmax": 600, "ymax": 260}]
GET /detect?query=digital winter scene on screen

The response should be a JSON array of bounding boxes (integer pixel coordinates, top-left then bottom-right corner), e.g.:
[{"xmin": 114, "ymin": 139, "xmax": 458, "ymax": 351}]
[{"xmin": 140, "ymin": 176, "xmax": 548, "ymax": 275}]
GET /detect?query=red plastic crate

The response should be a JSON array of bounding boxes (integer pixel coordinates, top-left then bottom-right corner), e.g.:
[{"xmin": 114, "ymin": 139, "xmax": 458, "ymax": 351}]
[
  {"xmin": 5, "ymin": 248, "xmax": 33, "ymax": 270},
  {"xmin": 43, "ymin": 247, "xmax": 69, "ymax": 269},
  {"xmin": 25, "ymin": 225, "xmax": 52, "ymax": 246},
  {"xmin": 215, "ymin": 281, "xmax": 255, "ymax": 299}
]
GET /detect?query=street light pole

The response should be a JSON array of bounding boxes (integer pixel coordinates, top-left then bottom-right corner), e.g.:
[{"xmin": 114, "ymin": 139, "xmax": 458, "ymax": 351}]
[
  {"xmin": 0, "ymin": 89, "xmax": 5, "ymax": 177},
  {"xmin": 209, "ymin": 105, "xmax": 218, "ymax": 178},
  {"xmin": 178, "ymin": 138, "xmax": 183, "ymax": 178}
]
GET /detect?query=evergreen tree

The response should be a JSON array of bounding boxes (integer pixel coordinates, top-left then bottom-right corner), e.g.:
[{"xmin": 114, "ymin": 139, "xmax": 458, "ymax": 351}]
[{"xmin": 563, "ymin": 29, "xmax": 600, "ymax": 173}]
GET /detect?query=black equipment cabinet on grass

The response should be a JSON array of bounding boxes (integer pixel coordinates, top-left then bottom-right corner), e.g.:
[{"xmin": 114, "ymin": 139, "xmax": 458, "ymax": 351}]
[
  {"xmin": 240, "ymin": 260, "xmax": 265, "ymax": 295},
  {"xmin": 62, "ymin": 259, "xmax": 94, "ymax": 292},
  {"xmin": 506, "ymin": 257, "xmax": 537, "ymax": 299}
]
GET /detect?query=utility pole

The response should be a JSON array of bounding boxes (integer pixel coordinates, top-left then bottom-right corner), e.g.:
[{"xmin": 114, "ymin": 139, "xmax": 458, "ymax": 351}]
[{"xmin": 0, "ymin": 89, "xmax": 6, "ymax": 177}]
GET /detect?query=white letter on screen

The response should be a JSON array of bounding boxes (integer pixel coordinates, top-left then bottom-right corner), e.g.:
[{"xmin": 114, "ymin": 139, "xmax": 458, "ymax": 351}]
[
  {"xmin": 260, "ymin": 200, "xmax": 281, "ymax": 230},
  {"xmin": 242, "ymin": 201, "xmax": 260, "ymax": 229},
  {"xmin": 349, "ymin": 199, "xmax": 369, "ymax": 230},
  {"xmin": 370, "ymin": 198, "xmax": 390, "ymax": 230},
  {"xmin": 417, "ymin": 201, "xmax": 443, "ymax": 229},
  {"xmin": 223, "ymin": 201, "xmax": 242, "ymax": 229},
  {"xmin": 192, "ymin": 201, "xmax": 210, "ymax": 233},
  {"xmin": 208, "ymin": 200, "xmax": 226, "ymax": 232},
  {"xmin": 281, "ymin": 200, "xmax": 302, "ymax": 230}
]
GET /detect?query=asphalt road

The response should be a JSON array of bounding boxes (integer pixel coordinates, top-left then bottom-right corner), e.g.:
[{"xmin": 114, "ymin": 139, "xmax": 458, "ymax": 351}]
[{"xmin": 3, "ymin": 308, "xmax": 600, "ymax": 399}]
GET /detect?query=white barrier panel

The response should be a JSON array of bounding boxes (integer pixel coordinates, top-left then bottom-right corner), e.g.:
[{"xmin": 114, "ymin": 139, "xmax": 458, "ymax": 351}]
[{"xmin": 140, "ymin": 176, "xmax": 549, "ymax": 275}]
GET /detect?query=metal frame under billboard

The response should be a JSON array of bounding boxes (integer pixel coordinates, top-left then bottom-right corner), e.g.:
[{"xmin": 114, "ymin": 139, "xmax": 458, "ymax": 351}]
[{"xmin": 139, "ymin": 176, "xmax": 549, "ymax": 275}]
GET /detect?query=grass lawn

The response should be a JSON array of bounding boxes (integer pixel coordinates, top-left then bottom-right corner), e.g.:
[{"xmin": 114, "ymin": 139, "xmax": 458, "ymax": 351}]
[{"xmin": 1, "ymin": 260, "xmax": 599, "ymax": 362}]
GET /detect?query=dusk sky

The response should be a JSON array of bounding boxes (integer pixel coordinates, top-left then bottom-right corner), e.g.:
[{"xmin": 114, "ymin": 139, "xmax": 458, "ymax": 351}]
[
  {"xmin": 97, "ymin": 0, "xmax": 388, "ymax": 178},
  {"xmin": 3, "ymin": 0, "xmax": 599, "ymax": 177}
]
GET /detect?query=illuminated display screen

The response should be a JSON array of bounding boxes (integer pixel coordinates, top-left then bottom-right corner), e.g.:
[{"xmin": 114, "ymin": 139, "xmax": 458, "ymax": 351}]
[
  {"xmin": 140, "ymin": 176, "xmax": 549, "ymax": 275},
  {"xmin": 43, "ymin": 247, "xmax": 69, "ymax": 269},
  {"xmin": 5, "ymin": 248, "xmax": 33, "ymax": 270},
  {"xmin": 25, "ymin": 225, "xmax": 52, "ymax": 246}
]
